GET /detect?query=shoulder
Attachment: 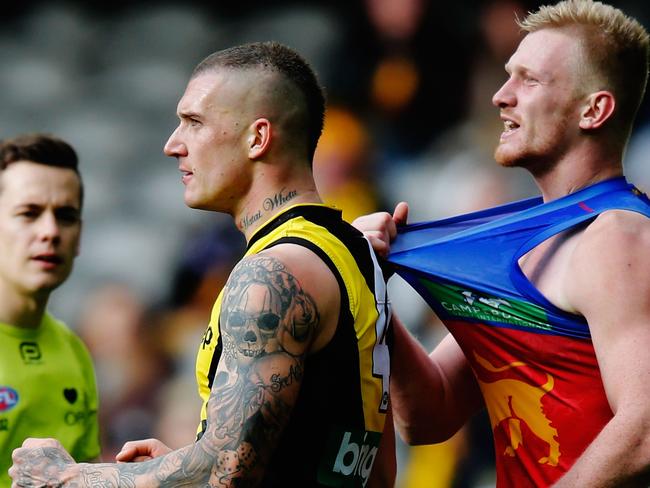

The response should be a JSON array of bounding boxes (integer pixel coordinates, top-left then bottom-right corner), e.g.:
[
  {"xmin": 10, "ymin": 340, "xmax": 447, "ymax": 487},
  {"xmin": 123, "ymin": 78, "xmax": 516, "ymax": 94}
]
[
  {"xmin": 44, "ymin": 314, "xmax": 94, "ymax": 364},
  {"xmin": 230, "ymin": 246, "xmax": 340, "ymax": 306},
  {"xmin": 42, "ymin": 313, "xmax": 76, "ymax": 341},
  {"xmin": 575, "ymin": 209, "xmax": 650, "ymax": 262},
  {"xmin": 567, "ymin": 210, "xmax": 650, "ymax": 316},
  {"xmin": 240, "ymin": 244, "xmax": 340, "ymax": 291},
  {"xmin": 222, "ymin": 247, "xmax": 340, "ymax": 349}
]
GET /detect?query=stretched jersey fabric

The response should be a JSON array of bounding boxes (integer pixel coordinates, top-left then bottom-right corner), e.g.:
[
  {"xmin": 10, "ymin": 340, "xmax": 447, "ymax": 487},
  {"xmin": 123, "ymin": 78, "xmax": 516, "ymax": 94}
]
[
  {"xmin": 195, "ymin": 204, "xmax": 391, "ymax": 487},
  {"xmin": 388, "ymin": 177, "xmax": 650, "ymax": 487},
  {"xmin": 0, "ymin": 313, "xmax": 100, "ymax": 487}
]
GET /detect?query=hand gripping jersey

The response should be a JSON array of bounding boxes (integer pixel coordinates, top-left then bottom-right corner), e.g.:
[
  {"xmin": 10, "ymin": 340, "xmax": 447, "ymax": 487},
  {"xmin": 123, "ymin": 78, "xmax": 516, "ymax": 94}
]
[
  {"xmin": 195, "ymin": 204, "xmax": 391, "ymax": 487},
  {"xmin": 388, "ymin": 178, "xmax": 650, "ymax": 487},
  {"xmin": 0, "ymin": 313, "xmax": 100, "ymax": 487}
]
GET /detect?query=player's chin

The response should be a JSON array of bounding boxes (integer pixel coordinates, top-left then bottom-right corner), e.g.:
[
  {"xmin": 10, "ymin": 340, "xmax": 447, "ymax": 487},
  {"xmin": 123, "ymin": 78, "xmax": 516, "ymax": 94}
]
[
  {"xmin": 30, "ymin": 273, "xmax": 69, "ymax": 293},
  {"xmin": 494, "ymin": 146, "xmax": 522, "ymax": 168},
  {"xmin": 184, "ymin": 193, "xmax": 209, "ymax": 210}
]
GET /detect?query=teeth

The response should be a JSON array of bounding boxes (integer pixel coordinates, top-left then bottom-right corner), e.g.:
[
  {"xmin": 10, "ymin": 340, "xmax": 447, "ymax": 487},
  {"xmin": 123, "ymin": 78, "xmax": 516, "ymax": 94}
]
[{"xmin": 504, "ymin": 120, "xmax": 518, "ymax": 131}]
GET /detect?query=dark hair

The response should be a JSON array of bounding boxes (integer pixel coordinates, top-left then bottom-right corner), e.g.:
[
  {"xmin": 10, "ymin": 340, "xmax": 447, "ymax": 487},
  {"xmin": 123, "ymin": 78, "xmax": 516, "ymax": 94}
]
[
  {"xmin": 0, "ymin": 133, "xmax": 84, "ymax": 206},
  {"xmin": 193, "ymin": 41, "xmax": 326, "ymax": 162}
]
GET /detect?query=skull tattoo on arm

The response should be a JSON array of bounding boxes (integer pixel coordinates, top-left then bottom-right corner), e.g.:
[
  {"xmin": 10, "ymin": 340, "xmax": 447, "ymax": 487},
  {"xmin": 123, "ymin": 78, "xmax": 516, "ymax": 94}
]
[{"xmin": 203, "ymin": 254, "xmax": 321, "ymax": 485}]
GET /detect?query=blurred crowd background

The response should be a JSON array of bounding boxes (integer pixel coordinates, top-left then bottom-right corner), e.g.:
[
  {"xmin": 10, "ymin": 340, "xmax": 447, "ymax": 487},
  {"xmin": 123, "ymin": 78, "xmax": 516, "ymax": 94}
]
[{"xmin": 3, "ymin": 0, "xmax": 650, "ymax": 486}]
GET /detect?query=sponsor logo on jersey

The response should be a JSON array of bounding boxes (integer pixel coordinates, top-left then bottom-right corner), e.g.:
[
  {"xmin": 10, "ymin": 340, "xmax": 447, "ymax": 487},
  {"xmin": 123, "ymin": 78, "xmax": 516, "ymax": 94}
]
[
  {"xmin": 0, "ymin": 386, "xmax": 19, "ymax": 412},
  {"xmin": 201, "ymin": 326, "xmax": 214, "ymax": 349},
  {"xmin": 318, "ymin": 428, "xmax": 381, "ymax": 487},
  {"xmin": 63, "ymin": 388, "xmax": 78, "ymax": 404},
  {"xmin": 64, "ymin": 410, "xmax": 90, "ymax": 426},
  {"xmin": 19, "ymin": 341, "xmax": 42, "ymax": 364},
  {"xmin": 419, "ymin": 280, "xmax": 551, "ymax": 331}
]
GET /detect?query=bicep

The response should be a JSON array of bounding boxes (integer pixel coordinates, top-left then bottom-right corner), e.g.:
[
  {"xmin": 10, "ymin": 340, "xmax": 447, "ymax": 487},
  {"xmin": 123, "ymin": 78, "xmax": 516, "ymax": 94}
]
[
  {"xmin": 200, "ymin": 254, "xmax": 321, "ymax": 480},
  {"xmin": 431, "ymin": 334, "xmax": 483, "ymax": 424}
]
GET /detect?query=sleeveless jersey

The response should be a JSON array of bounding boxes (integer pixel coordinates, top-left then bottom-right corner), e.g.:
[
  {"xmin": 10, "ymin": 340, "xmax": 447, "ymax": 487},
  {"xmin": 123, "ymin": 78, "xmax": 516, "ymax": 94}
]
[
  {"xmin": 195, "ymin": 204, "xmax": 391, "ymax": 487},
  {"xmin": 0, "ymin": 313, "xmax": 100, "ymax": 487},
  {"xmin": 388, "ymin": 177, "xmax": 650, "ymax": 487}
]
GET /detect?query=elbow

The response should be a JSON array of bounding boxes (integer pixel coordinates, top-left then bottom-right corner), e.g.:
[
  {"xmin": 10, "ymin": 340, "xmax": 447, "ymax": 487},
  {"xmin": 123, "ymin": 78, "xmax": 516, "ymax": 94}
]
[{"xmin": 395, "ymin": 419, "xmax": 458, "ymax": 446}]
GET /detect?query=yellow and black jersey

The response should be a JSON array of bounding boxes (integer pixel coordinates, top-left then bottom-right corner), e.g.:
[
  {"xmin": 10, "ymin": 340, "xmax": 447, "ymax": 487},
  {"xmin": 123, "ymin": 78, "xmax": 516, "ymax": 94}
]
[{"xmin": 195, "ymin": 203, "xmax": 391, "ymax": 487}]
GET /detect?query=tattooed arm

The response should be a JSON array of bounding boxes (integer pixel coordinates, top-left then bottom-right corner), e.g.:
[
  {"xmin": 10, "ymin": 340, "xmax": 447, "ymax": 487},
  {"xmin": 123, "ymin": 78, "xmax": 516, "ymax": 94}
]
[{"xmin": 11, "ymin": 250, "xmax": 337, "ymax": 487}]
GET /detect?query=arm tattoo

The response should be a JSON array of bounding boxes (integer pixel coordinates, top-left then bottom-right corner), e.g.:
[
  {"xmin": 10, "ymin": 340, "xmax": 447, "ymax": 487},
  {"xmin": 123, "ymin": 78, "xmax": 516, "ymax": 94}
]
[
  {"xmin": 203, "ymin": 255, "xmax": 319, "ymax": 485},
  {"xmin": 109, "ymin": 256, "xmax": 316, "ymax": 486},
  {"xmin": 14, "ymin": 255, "xmax": 319, "ymax": 487}
]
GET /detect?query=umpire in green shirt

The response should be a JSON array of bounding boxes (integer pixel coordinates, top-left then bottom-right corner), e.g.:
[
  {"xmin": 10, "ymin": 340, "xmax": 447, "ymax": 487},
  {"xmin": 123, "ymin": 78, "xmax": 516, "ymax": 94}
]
[{"xmin": 0, "ymin": 134, "xmax": 100, "ymax": 486}]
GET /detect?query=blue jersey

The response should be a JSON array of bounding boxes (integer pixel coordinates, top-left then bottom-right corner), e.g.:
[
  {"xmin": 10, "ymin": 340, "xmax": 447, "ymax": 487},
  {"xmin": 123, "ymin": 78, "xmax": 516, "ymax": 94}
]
[{"xmin": 388, "ymin": 177, "xmax": 650, "ymax": 487}]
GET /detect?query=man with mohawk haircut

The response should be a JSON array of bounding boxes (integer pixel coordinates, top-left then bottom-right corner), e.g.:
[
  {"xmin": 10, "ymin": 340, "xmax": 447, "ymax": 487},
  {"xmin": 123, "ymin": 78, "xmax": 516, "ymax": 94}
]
[{"xmin": 11, "ymin": 42, "xmax": 395, "ymax": 488}]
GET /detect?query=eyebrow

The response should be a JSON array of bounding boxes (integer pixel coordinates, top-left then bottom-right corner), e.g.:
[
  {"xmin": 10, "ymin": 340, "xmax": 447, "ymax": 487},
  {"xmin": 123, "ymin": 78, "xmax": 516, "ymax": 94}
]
[
  {"xmin": 505, "ymin": 62, "xmax": 548, "ymax": 79},
  {"xmin": 178, "ymin": 110, "xmax": 202, "ymax": 120},
  {"xmin": 14, "ymin": 202, "xmax": 80, "ymax": 211}
]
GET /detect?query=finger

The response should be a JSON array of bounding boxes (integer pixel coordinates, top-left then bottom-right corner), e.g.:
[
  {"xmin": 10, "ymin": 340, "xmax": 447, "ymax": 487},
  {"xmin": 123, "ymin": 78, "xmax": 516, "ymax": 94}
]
[
  {"xmin": 392, "ymin": 202, "xmax": 409, "ymax": 226},
  {"xmin": 116, "ymin": 439, "xmax": 163, "ymax": 462},
  {"xmin": 115, "ymin": 446, "xmax": 137, "ymax": 462},
  {"xmin": 22, "ymin": 438, "xmax": 60, "ymax": 449},
  {"xmin": 367, "ymin": 235, "xmax": 389, "ymax": 258},
  {"xmin": 132, "ymin": 455, "xmax": 154, "ymax": 462},
  {"xmin": 116, "ymin": 444, "xmax": 151, "ymax": 462}
]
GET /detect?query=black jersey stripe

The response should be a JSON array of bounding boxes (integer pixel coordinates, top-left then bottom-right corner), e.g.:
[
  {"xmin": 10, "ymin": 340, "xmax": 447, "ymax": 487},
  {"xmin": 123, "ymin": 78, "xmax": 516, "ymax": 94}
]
[
  {"xmin": 264, "ymin": 235, "xmax": 365, "ymax": 427},
  {"xmin": 206, "ymin": 334, "xmax": 222, "ymax": 390}
]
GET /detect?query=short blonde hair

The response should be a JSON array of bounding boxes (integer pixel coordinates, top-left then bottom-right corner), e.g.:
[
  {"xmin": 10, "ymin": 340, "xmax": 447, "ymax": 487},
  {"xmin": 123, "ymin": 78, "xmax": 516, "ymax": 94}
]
[{"xmin": 520, "ymin": 0, "xmax": 649, "ymax": 134}]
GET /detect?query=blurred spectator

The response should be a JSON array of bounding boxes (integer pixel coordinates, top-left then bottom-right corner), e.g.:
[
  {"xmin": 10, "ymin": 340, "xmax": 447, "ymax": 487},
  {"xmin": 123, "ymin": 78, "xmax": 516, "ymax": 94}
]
[
  {"xmin": 328, "ymin": 0, "xmax": 475, "ymax": 165},
  {"xmin": 76, "ymin": 283, "xmax": 169, "ymax": 459},
  {"xmin": 313, "ymin": 105, "xmax": 382, "ymax": 221},
  {"xmin": 151, "ymin": 376, "xmax": 203, "ymax": 449},
  {"xmin": 155, "ymin": 219, "xmax": 245, "ymax": 374}
]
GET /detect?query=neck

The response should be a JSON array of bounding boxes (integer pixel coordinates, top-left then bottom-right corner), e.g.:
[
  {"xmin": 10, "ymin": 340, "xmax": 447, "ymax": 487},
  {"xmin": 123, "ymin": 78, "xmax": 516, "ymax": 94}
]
[
  {"xmin": 531, "ymin": 145, "xmax": 623, "ymax": 202},
  {"xmin": 234, "ymin": 170, "xmax": 322, "ymax": 241},
  {"xmin": 0, "ymin": 283, "xmax": 48, "ymax": 329}
]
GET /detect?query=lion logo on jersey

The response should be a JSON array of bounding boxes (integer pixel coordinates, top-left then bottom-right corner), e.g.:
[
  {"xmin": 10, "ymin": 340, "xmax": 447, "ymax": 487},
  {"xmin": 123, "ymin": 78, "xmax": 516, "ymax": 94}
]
[{"xmin": 473, "ymin": 351, "xmax": 560, "ymax": 466}]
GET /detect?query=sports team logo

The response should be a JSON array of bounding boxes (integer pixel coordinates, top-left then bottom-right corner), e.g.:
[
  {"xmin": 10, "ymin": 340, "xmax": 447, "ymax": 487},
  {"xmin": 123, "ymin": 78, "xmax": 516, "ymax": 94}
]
[
  {"xmin": 473, "ymin": 351, "xmax": 560, "ymax": 466},
  {"xmin": 0, "ymin": 386, "xmax": 19, "ymax": 412}
]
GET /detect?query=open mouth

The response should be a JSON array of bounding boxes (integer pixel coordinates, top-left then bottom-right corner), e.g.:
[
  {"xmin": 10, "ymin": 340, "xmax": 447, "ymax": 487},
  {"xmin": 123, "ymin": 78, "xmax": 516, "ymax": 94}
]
[
  {"xmin": 503, "ymin": 119, "xmax": 520, "ymax": 133},
  {"xmin": 33, "ymin": 255, "xmax": 63, "ymax": 265}
]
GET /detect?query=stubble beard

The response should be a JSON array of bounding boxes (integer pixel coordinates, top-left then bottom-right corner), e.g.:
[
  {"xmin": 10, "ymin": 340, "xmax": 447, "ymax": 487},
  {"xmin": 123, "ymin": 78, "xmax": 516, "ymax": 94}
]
[
  {"xmin": 494, "ymin": 142, "xmax": 524, "ymax": 168},
  {"xmin": 493, "ymin": 133, "xmax": 560, "ymax": 176}
]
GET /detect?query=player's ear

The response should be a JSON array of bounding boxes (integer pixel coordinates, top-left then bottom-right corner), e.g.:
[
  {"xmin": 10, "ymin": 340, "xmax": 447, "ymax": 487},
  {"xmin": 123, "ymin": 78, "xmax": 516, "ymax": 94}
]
[
  {"xmin": 247, "ymin": 118, "xmax": 272, "ymax": 159},
  {"xmin": 579, "ymin": 91, "xmax": 615, "ymax": 130}
]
